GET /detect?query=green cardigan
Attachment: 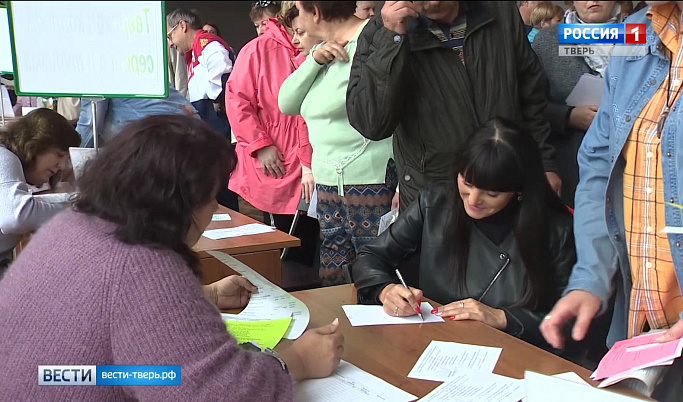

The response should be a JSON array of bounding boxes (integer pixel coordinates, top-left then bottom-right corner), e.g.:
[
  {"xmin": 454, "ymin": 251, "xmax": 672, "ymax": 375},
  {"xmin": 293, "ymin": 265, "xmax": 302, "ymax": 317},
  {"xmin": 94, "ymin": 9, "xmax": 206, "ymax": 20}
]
[{"xmin": 278, "ymin": 20, "xmax": 393, "ymax": 195}]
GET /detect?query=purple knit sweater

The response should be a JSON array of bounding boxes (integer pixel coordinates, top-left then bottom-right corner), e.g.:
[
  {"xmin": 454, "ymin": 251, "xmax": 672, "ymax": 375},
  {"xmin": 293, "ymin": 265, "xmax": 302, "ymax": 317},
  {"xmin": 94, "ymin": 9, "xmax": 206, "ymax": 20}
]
[{"xmin": 0, "ymin": 210, "xmax": 294, "ymax": 401}]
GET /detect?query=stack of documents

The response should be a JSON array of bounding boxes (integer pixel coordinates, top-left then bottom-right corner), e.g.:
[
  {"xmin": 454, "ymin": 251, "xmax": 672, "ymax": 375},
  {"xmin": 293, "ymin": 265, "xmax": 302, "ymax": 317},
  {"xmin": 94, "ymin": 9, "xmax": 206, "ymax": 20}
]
[
  {"xmin": 211, "ymin": 213, "xmax": 232, "ymax": 221},
  {"xmin": 591, "ymin": 332, "xmax": 683, "ymax": 396},
  {"xmin": 208, "ymin": 251, "xmax": 310, "ymax": 339},
  {"xmin": 406, "ymin": 340, "xmax": 528, "ymax": 402}
]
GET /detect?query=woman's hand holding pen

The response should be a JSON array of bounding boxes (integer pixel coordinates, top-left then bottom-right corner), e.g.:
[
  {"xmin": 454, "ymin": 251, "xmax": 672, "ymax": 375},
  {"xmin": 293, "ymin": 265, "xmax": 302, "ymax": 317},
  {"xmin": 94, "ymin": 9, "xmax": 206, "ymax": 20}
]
[
  {"xmin": 432, "ymin": 298, "xmax": 507, "ymax": 330},
  {"xmin": 379, "ymin": 283, "xmax": 423, "ymax": 317}
]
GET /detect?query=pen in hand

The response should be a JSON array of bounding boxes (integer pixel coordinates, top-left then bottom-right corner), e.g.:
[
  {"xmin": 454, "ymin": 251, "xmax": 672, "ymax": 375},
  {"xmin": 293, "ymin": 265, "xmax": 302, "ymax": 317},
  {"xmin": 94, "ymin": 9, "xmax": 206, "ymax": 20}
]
[{"xmin": 395, "ymin": 269, "xmax": 423, "ymax": 321}]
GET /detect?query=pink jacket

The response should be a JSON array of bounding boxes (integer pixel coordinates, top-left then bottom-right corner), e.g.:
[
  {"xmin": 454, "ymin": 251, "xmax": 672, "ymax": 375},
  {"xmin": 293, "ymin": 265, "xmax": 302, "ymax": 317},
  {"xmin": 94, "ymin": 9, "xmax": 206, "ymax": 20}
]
[{"xmin": 226, "ymin": 20, "xmax": 312, "ymax": 215}]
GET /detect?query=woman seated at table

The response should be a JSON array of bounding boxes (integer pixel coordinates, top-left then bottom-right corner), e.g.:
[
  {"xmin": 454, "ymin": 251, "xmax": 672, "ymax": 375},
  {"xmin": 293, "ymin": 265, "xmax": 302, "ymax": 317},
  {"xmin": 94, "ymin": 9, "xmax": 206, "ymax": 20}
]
[
  {"xmin": 0, "ymin": 108, "xmax": 80, "ymax": 274},
  {"xmin": 0, "ymin": 115, "xmax": 343, "ymax": 400},
  {"xmin": 353, "ymin": 118, "xmax": 576, "ymax": 349}
]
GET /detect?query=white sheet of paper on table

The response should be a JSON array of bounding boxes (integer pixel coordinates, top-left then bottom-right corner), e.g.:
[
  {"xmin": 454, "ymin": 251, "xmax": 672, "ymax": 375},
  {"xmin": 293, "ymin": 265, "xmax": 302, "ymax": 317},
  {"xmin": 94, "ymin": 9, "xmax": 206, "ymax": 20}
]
[
  {"xmin": 202, "ymin": 223, "xmax": 274, "ymax": 240},
  {"xmin": 407, "ymin": 340, "xmax": 502, "ymax": 382},
  {"xmin": 211, "ymin": 213, "xmax": 232, "ymax": 221},
  {"xmin": 341, "ymin": 303, "xmax": 444, "ymax": 327},
  {"xmin": 419, "ymin": 371, "xmax": 525, "ymax": 402},
  {"xmin": 207, "ymin": 251, "xmax": 310, "ymax": 339},
  {"xmin": 552, "ymin": 372, "xmax": 591, "ymax": 387},
  {"xmin": 525, "ymin": 371, "xmax": 643, "ymax": 402},
  {"xmin": 294, "ymin": 360, "xmax": 417, "ymax": 402}
]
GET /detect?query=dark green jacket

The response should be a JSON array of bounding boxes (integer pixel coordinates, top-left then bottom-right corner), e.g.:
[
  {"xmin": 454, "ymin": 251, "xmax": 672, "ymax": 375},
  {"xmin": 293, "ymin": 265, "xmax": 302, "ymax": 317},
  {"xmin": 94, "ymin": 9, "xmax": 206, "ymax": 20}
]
[{"xmin": 346, "ymin": 1, "xmax": 555, "ymax": 209}]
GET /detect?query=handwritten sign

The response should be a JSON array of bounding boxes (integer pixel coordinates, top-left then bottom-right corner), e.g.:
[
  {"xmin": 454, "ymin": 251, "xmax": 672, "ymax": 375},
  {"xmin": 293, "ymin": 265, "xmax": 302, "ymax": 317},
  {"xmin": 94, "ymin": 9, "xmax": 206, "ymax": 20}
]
[{"xmin": 9, "ymin": 1, "xmax": 167, "ymax": 97}]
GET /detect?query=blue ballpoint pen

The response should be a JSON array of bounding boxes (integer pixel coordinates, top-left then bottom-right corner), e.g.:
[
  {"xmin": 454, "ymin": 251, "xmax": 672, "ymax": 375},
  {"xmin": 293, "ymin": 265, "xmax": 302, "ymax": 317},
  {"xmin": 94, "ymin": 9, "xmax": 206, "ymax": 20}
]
[{"xmin": 395, "ymin": 269, "xmax": 423, "ymax": 321}]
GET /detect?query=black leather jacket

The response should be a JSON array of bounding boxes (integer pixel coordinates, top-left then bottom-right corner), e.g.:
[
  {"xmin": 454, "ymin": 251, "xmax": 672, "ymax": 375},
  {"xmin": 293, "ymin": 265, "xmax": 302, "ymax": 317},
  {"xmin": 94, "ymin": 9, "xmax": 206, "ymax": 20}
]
[{"xmin": 353, "ymin": 184, "xmax": 576, "ymax": 349}]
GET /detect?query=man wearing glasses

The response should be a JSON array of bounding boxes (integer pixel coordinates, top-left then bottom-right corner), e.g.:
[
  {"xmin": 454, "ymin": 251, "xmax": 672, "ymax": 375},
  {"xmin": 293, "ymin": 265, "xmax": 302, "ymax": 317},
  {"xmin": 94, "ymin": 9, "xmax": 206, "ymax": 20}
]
[
  {"xmin": 166, "ymin": 8, "xmax": 239, "ymax": 211},
  {"xmin": 166, "ymin": 8, "xmax": 232, "ymax": 137}
]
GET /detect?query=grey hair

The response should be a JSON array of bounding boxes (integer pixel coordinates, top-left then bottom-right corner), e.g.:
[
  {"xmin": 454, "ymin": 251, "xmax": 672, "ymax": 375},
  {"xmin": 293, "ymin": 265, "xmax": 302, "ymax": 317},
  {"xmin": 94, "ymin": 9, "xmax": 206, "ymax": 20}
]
[{"xmin": 166, "ymin": 9, "xmax": 203, "ymax": 30}]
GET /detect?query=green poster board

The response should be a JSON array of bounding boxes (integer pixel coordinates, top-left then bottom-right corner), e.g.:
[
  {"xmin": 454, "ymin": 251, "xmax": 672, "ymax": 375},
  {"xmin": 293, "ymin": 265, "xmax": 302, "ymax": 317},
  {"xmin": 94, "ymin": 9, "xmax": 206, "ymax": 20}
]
[{"xmin": 8, "ymin": 1, "xmax": 168, "ymax": 98}]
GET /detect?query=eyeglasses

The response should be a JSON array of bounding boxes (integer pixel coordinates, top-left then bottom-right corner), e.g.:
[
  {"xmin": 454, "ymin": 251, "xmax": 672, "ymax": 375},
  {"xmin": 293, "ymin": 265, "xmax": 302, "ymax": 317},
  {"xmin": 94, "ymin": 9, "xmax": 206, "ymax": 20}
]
[
  {"xmin": 252, "ymin": 1, "xmax": 274, "ymax": 8},
  {"xmin": 166, "ymin": 23, "xmax": 179, "ymax": 40}
]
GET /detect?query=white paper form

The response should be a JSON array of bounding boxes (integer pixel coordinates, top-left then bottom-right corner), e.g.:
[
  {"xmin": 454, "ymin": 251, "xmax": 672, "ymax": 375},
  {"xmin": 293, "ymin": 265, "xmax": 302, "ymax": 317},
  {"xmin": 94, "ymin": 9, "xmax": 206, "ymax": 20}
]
[
  {"xmin": 220, "ymin": 312, "xmax": 292, "ymax": 322},
  {"xmin": 295, "ymin": 360, "xmax": 417, "ymax": 402},
  {"xmin": 552, "ymin": 372, "xmax": 591, "ymax": 387},
  {"xmin": 408, "ymin": 340, "xmax": 502, "ymax": 382},
  {"xmin": 211, "ymin": 213, "xmax": 232, "ymax": 221},
  {"xmin": 565, "ymin": 73, "xmax": 604, "ymax": 107},
  {"xmin": 207, "ymin": 251, "xmax": 310, "ymax": 339},
  {"xmin": 342, "ymin": 303, "xmax": 444, "ymax": 327},
  {"xmin": 419, "ymin": 371, "xmax": 525, "ymax": 402},
  {"xmin": 307, "ymin": 189, "xmax": 318, "ymax": 218},
  {"xmin": 525, "ymin": 371, "xmax": 642, "ymax": 402},
  {"xmin": 378, "ymin": 209, "xmax": 399, "ymax": 235},
  {"xmin": 202, "ymin": 223, "xmax": 274, "ymax": 240}
]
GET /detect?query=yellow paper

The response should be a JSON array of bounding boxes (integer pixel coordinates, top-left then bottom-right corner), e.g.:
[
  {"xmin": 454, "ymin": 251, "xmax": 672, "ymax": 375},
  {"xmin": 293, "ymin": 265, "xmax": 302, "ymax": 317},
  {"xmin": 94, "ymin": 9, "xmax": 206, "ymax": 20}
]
[{"xmin": 224, "ymin": 317, "xmax": 292, "ymax": 349}]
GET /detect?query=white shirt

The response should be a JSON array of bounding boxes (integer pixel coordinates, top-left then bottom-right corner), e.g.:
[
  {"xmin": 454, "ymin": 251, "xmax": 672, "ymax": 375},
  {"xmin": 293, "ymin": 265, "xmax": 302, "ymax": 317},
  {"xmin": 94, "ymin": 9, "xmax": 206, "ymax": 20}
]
[
  {"xmin": 187, "ymin": 41, "xmax": 233, "ymax": 103},
  {"xmin": 0, "ymin": 146, "xmax": 69, "ymax": 259}
]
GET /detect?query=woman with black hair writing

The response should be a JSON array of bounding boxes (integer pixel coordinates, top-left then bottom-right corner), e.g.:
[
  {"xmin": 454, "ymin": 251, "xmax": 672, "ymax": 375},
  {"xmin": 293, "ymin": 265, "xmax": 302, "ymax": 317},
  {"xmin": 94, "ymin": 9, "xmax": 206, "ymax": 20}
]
[{"xmin": 353, "ymin": 118, "xmax": 576, "ymax": 348}]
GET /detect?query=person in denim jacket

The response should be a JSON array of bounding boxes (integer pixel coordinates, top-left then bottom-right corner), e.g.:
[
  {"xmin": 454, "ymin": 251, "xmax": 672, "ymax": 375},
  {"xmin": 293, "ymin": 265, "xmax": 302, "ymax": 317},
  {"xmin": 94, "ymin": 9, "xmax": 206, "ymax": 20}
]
[
  {"xmin": 541, "ymin": 4, "xmax": 683, "ymax": 356},
  {"xmin": 76, "ymin": 87, "xmax": 197, "ymax": 148}
]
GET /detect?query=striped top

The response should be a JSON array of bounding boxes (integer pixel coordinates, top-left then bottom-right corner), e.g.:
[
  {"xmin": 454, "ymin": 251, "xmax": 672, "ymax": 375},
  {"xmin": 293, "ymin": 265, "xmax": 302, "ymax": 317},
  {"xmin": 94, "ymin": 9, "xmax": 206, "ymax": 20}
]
[
  {"xmin": 623, "ymin": 2, "xmax": 683, "ymax": 338},
  {"xmin": 426, "ymin": 5, "xmax": 468, "ymax": 65}
]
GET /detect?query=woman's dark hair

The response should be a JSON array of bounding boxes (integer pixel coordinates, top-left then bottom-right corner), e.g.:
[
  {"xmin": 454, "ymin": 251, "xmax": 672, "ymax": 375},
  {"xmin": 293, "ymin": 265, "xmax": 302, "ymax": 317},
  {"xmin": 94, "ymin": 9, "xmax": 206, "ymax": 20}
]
[
  {"xmin": 299, "ymin": 1, "xmax": 356, "ymax": 21},
  {"xmin": 0, "ymin": 108, "xmax": 80, "ymax": 172},
  {"xmin": 250, "ymin": 1, "xmax": 281, "ymax": 22},
  {"xmin": 283, "ymin": 4, "xmax": 299, "ymax": 28},
  {"xmin": 447, "ymin": 118, "xmax": 570, "ymax": 308},
  {"xmin": 74, "ymin": 115, "xmax": 237, "ymax": 276},
  {"xmin": 203, "ymin": 22, "xmax": 221, "ymax": 37}
]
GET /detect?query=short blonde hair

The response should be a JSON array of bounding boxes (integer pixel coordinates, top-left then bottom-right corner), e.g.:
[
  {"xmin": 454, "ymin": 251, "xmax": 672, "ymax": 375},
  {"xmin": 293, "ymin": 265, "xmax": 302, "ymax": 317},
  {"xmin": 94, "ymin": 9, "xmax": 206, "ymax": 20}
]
[
  {"xmin": 530, "ymin": 2, "xmax": 555, "ymax": 26},
  {"xmin": 279, "ymin": 1, "xmax": 296, "ymax": 20}
]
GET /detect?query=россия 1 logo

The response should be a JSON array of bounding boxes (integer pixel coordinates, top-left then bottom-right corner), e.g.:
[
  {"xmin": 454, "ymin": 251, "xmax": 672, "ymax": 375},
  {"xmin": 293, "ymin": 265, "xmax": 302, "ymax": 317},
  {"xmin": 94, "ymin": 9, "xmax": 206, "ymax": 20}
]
[
  {"xmin": 557, "ymin": 23, "xmax": 647, "ymax": 57},
  {"xmin": 558, "ymin": 23, "xmax": 647, "ymax": 44}
]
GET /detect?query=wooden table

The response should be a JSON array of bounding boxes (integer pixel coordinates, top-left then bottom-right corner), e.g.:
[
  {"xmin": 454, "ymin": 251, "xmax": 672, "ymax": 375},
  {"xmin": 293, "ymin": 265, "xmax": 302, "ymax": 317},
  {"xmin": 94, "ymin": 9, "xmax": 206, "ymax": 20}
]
[
  {"xmin": 193, "ymin": 206, "xmax": 300, "ymax": 286},
  {"xmin": 287, "ymin": 284, "xmax": 648, "ymax": 400}
]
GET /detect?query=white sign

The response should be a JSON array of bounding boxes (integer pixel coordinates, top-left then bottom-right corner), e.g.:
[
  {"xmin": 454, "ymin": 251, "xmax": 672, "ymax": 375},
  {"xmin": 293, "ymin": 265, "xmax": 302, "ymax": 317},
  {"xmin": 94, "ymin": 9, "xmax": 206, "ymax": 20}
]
[
  {"xmin": 0, "ymin": 7, "xmax": 12, "ymax": 73},
  {"xmin": 9, "ymin": 1, "xmax": 167, "ymax": 97}
]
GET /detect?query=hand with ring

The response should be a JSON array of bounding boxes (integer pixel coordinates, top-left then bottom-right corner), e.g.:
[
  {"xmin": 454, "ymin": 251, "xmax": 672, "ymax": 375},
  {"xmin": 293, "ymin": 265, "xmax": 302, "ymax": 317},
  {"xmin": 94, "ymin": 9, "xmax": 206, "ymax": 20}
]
[
  {"xmin": 379, "ymin": 283, "xmax": 423, "ymax": 317},
  {"xmin": 431, "ymin": 298, "xmax": 507, "ymax": 330}
]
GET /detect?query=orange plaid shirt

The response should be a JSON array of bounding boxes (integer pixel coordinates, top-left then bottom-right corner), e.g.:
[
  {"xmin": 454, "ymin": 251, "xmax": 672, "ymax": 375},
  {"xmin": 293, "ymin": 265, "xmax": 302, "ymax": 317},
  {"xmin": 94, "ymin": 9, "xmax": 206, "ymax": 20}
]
[{"xmin": 623, "ymin": 3, "xmax": 683, "ymax": 338}]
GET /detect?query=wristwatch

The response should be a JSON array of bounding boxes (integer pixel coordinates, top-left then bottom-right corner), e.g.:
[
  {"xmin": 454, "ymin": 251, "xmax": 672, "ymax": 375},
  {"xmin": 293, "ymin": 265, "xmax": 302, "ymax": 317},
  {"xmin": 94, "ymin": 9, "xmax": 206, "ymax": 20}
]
[
  {"xmin": 262, "ymin": 347, "xmax": 288, "ymax": 374},
  {"xmin": 240, "ymin": 341, "xmax": 288, "ymax": 373}
]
